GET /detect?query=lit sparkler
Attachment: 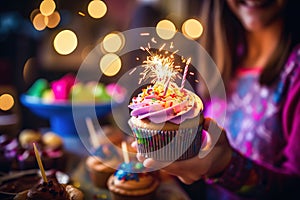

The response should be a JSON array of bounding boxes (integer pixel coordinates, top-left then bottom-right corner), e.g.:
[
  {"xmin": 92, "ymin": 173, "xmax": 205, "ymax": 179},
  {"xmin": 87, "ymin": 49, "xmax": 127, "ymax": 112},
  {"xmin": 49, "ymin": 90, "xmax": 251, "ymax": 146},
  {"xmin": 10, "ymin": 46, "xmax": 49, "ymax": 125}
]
[
  {"xmin": 139, "ymin": 53, "xmax": 178, "ymax": 86},
  {"xmin": 136, "ymin": 42, "xmax": 192, "ymax": 95}
]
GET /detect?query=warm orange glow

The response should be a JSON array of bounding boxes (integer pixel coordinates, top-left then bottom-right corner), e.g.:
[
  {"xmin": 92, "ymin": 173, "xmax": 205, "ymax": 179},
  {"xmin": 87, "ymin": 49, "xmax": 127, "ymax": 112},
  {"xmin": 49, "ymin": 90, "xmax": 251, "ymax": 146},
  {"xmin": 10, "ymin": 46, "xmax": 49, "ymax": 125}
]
[
  {"xmin": 81, "ymin": 45, "xmax": 93, "ymax": 60},
  {"xmin": 33, "ymin": 13, "xmax": 47, "ymax": 31},
  {"xmin": 100, "ymin": 54, "xmax": 122, "ymax": 76},
  {"xmin": 78, "ymin": 12, "xmax": 86, "ymax": 17},
  {"xmin": 0, "ymin": 94, "xmax": 14, "ymax": 111},
  {"xmin": 88, "ymin": 0, "xmax": 107, "ymax": 19},
  {"xmin": 46, "ymin": 11, "xmax": 60, "ymax": 28},
  {"xmin": 40, "ymin": 0, "xmax": 56, "ymax": 17},
  {"xmin": 102, "ymin": 32, "xmax": 125, "ymax": 53},
  {"xmin": 182, "ymin": 19, "xmax": 203, "ymax": 40},
  {"xmin": 156, "ymin": 19, "xmax": 176, "ymax": 40},
  {"xmin": 53, "ymin": 30, "xmax": 78, "ymax": 55}
]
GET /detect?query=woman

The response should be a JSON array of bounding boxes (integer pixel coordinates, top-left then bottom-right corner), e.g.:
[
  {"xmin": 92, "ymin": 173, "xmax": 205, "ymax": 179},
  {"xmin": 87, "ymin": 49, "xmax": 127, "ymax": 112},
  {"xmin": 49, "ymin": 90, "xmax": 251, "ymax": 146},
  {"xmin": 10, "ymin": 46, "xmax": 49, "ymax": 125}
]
[{"xmin": 137, "ymin": 0, "xmax": 300, "ymax": 199}]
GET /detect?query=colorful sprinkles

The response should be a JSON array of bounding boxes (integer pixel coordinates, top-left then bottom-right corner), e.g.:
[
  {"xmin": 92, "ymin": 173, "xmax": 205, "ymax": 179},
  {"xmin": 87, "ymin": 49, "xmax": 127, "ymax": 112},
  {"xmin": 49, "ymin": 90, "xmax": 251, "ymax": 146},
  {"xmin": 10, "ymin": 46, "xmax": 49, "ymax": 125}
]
[{"xmin": 114, "ymin": 162, "xmax": 147, "ymax": 181}]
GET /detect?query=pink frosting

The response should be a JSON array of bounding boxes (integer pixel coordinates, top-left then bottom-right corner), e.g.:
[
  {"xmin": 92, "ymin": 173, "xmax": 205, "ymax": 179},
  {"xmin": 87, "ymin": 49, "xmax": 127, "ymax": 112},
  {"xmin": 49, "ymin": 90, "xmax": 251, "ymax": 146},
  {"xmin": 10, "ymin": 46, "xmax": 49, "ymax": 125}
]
[{"xmin": 128, "ymin": 84, "xmax": 203, "ymax": 124}]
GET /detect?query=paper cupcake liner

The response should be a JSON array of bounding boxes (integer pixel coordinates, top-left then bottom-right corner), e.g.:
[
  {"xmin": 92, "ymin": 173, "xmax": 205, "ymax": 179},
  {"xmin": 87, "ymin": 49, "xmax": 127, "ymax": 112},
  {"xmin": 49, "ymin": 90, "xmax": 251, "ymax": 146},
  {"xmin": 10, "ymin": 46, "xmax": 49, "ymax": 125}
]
[{"xmin": 129, "ymin": 124, "xmax": 202, "ymax": 161}]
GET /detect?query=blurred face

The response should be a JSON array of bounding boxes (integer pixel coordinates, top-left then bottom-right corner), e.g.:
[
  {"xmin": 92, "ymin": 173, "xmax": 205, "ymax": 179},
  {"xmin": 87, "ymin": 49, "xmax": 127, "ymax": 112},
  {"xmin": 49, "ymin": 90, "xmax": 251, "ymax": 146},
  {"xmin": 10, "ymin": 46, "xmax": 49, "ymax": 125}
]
[{"xmin": 226, "ymin": 0, "xmax": 286, "ymax": 31}]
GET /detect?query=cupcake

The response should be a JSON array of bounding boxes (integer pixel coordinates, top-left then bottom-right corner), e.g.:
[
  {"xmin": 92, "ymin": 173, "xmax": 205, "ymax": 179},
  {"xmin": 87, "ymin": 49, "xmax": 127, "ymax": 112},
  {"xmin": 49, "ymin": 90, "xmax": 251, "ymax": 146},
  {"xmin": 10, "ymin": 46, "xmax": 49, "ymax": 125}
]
[
  {"xmin": 17, "ymin": 129, "xmax": 43, "ymax": 170},
  {"xmin": 17, "ymin": 130, "xmax": 65, "ymax": 171},
  {"xmin": 86, "ymin": 143, "xmax": 122, "ymax": 188},
  {"xmin": 107, "ymin": 162, "xmax": 160, "ymax": 200},
  {"xmin": 127, "ymin": 53, "xmax": 204, "ymax": 161},
  {"xmin": 128, "ymin": 82, "xmax": 204, "ymax": 161},
  {"xmin": 42, "ymin": 131, "xmax": 65, "ymax": 171},
  {"xmin": 13, "ymin": 176, "xmax": 83, "ymax": 200},
  {"xmin": 85, "ymin": 124, "xmax": 126, "ymax": 188}
]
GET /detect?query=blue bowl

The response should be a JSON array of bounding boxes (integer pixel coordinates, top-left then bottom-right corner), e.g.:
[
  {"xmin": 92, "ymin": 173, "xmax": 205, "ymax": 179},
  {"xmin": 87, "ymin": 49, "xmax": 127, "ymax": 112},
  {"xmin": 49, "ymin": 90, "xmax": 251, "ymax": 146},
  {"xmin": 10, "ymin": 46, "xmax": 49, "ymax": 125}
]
[{"xmin": 20, "ymin": 95, "xmax": 117, "ymax": 138}]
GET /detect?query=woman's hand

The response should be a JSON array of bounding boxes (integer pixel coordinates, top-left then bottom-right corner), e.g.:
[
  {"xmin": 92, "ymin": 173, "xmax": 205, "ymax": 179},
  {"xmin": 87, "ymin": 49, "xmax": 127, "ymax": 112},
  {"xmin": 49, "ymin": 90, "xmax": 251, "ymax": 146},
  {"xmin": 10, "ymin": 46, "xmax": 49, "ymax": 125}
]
[{"xmin": 134, "ymin": 118, "xmax": 233, "ymax": 185}]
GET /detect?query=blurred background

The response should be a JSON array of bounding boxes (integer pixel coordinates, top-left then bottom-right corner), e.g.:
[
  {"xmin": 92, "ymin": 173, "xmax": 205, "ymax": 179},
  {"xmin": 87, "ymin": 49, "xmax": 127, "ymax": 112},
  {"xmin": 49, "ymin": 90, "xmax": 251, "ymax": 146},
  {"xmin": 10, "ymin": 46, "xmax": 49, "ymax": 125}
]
[{"xmin": 0, "ymin": 0, "xmax": 203, "ymax": 135}]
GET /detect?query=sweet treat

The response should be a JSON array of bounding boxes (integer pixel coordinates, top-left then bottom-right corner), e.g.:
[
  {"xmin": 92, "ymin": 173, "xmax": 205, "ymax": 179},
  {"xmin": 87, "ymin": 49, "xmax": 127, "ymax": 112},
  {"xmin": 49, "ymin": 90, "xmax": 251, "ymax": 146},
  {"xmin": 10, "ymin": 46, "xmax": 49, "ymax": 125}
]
[
  {"xmin": 0, "ymin": 134, "xmax": 18, "ymax": 172},
  {"xmin": 107, "ymin": 162, "xmax": 160, "ymax": 200},
  {"xmin": 86, "ymin": 143, "xmax": 121, "ymax": 188},
  {"xmin": 42, "ymin": 131, "xmax": 63, "ymax": 150},
  {"xmin": 128, "ymin": 55, "xmax": 204, "ymax": 161},
  {"xmin": 42, "ymin": 131, "xmax": 65, "ymax": 171},
  {"xmin": 86, "ymin": 126, "xmax": 124, "ymax": 188},
  {"xmin": 0, "ymin": 171, "xmax": 41, "ymax": 194},
  {"xmin": 0, "ymin": 170, "xmax": 67, "ymax": 195},
  {"xmin": 19, "ymin": 129, "xmax": 41, "ymax": 149},
  {"xmin": 51, "ymin": 73, "xmax": 76, "ymax": 101},
  {"xmin": 85, "ymin": 81, "xmax": 112, "ymax": 102},
  {"xmin": 41, "ymin": 88, "xmax": 55, "ymax": 103},
  {"xmin": 26, "ymin": 79, "xmax": 49, "ymax": 98},
  {"xmin": 14, "ymin": 176, "xmax": 83, "ymax": 200},
  {"xmin": 26, "ymin": 74, "xmax": 126, "ymax": 104},
  {"xmin": 17, "ymin": 130, "xmax": 65, "ymax": 171},
  {"xmin": 105, "ymin": 83, "xmax": 127, "ymax": 103}
]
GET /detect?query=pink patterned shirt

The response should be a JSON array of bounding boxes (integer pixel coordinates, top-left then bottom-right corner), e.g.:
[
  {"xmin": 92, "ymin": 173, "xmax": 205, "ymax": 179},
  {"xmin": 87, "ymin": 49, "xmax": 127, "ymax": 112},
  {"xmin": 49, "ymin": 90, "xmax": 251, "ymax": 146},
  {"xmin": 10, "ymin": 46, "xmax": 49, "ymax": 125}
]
[{"xmin": 204, "ymin": 45, "xmax": 300, "ymax": 199}]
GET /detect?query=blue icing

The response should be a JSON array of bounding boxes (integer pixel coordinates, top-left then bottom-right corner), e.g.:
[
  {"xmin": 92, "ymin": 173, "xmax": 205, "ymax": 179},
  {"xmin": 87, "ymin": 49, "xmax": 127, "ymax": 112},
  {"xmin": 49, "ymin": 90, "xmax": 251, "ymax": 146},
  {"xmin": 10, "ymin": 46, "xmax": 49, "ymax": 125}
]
[
  {"xmin": 114, "ymin": 162, "xmax": 145, "ymax": 181},
  {"xmin": 93, "ymin": 143, "xmax": 120, "ymax": 160}
]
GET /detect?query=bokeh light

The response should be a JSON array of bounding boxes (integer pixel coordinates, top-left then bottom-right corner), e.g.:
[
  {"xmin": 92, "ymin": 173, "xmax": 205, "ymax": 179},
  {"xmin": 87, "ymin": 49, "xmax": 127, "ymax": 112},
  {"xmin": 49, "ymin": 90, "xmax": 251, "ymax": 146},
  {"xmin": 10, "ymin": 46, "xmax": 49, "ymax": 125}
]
[
  {"xmin": 33, "ymin": 13, "xmax": 47, "ymax": 31},
  {"xmin": 88, "ymin": 0, "xmax": 107, "ymax": 19},
  {"xmin": 100, "ymin": 54, "xmax": 122, "ymax": 76},
  {"xmin": 40, "ymin": 0, "xmax": 56, "ymax": 17},
  {"xmin": 0, "ymin": 94, "xmax": 15, "ymax": 111},
  {"xmin": 102, "ymin": 32, "xmax": 125, "ymax": 53},
  {"xmin": 156, "ymin": 19, "xmax": 176, "ymax": 40},
  {"xmin": 46, "ymin": 11, "xmax": 60, "ymax": 28},
  {"xmin": 182, "ymin": 18, "xmax": 203, "ymax": 40},
  {"xmin": 53, "ymin": 30, "xmax": 78, "ymax": 55}
]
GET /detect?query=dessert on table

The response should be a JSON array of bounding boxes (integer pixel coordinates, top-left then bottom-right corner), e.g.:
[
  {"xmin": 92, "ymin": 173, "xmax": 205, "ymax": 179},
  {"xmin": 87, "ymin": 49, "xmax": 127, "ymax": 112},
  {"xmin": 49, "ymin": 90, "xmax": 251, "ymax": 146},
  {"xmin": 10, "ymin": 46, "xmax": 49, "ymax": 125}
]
[
  {"xmin": 17, "ymin": 129, "xmax": 65, "ymax": 171},
  {"xmin": 25, "ymin": 73, "xmax": 125, "ymax": 104},
  {"xmin": 85, "ymin": 118, "xmax": 124, "ymax": 189},
  {"xmin": 13, "ymin": 175, "xmax": 84, "ymax": 200},
  {"xmin": 128, "ymin": 54, "xmax": 204, "ymax": 161},
  {"xmin": 107, "ymin": 161, "xmax": 160, "ymax": 200},
  {"xmin": 13, "ymin": 143, "xmax": 84, "ymax": 200}
]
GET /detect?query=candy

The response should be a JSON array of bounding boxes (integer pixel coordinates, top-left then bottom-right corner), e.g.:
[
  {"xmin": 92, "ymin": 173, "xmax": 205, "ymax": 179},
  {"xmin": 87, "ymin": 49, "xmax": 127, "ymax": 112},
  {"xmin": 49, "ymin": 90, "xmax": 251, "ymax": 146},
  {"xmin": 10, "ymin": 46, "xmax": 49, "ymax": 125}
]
[
  {"xmin": 69, "ymin": 82, "xmax": 94, "ymax": 102},
  {"xmin": 27, "ymin": 78, "xmax": 49, "ymax": 98},
  {"xmin": 105, "ymin": 83, "xmax": 125, "ymax": 103},
  {"xmin": 42, "ymin": 89, "xmax": 54, "ymax": 103},
  {"xmin": 27, "ymin": 74, "xmax": 125, "ymax": 104},
  {"xmin": 51, "ymin": 74, "xmax": 76, "ymax": 100},
  {"xmin": 85, "ymin": 82, "xmax": 111, "ymax": 102}
]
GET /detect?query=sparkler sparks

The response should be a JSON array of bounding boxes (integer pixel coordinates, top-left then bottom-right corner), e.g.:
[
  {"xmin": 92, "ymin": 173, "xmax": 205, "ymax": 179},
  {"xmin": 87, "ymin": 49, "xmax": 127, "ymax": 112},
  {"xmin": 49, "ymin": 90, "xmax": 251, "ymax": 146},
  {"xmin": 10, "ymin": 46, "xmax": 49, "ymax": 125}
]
[
  {"xmin": 78, "ymin": 11, "xmax": 85, "ymax": 16},
  {"xmin": 139, "ymin": 53, "xmax": 179, "ymax": 86},
  {"xmin": 133, "ymin": 40, "xmax": 193, "ymax": 95}
]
